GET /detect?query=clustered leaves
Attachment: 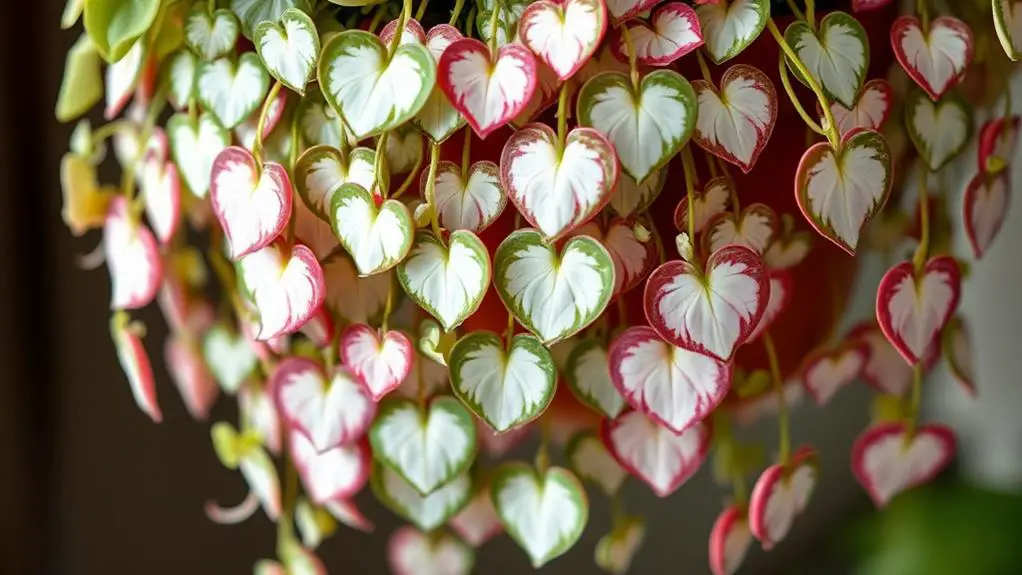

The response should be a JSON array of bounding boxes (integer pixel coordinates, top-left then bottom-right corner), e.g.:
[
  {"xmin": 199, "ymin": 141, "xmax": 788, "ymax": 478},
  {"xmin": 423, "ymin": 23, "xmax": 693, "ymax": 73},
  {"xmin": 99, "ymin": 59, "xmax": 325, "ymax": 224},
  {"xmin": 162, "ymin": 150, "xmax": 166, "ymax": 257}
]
[{"xmin": 58, "ymin": 0, "xmax": 1016, "ymax": 573}]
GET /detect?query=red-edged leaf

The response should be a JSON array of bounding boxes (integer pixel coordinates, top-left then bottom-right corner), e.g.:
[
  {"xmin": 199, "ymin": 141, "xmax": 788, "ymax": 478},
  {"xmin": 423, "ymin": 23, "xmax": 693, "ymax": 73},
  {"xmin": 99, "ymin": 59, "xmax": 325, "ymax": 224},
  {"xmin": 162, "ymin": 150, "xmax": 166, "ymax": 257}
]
[
  {"xmin": 105, "ymin": 196, "xmax": 162, "ymax": 310},
  {"xmin": 691, "ymin": 64, "xmax": 777, "ymax": 173},
  {"xmin": 851, "ymin": 422, "xmax": 955, "ymax": 507},
  {"xmin": 749, "ymin": 446, "xmax": 817, "ymax": 549},
  {"xmin": 519, "ymin": 0, "xmax": 607, "ymax": 82},
  {"xmin": 826, "ymin": 78, "xmax": 894, "ymax": 137},
  {"xmin": 611, "ymin": 3, "xmax": 703, "ymax": 67},
  {"xmin": 942, "ymin": 316, "xmax": 976, "ymax": 396},
  {"xmin": 602, "ymin": 410, "xmax": 711, "ymax": 497},
  {"xmin": 290, "ymin": 430, "xmax": 370, "ymax": 504},
  {"xmin": 891, "ymin": 16, "xmax": 973, "ymax": 101},
  {"xmin": 210, "ymin": 146, "xmax": 292, "ymax": 260},
  {"xmin": 339, "ymin": 324, "xmax": 414, "ymax": 401},
  {"xmin": 963, "ymin": 170, "xmax": 1011, "ymax": 259},
  {"xmin": 800, "ymin": 341, "xmax": 869, "ymax": 406},
  {"xmin": 238, "ymin": 241, "xmax": 326, "ymax": 340},
  {"xmin": 875, "ymin": 256, "xmax": 961, "ymax": 365},
  {"xmin": 166, "ymin": 334, "xmax": 219, "ymax": 420},
  {"xmin": 708, "ymin": 504, "xmax": 752, "ymax": 575}
]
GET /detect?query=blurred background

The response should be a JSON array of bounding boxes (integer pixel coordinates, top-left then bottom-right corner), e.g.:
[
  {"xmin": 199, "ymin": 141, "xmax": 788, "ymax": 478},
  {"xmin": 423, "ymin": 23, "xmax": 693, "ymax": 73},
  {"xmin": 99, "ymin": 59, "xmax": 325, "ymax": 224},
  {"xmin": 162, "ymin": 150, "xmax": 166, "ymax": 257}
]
[{"xmin": 3, "ymin": 1, "xmax": 1022, "ymax": 574}]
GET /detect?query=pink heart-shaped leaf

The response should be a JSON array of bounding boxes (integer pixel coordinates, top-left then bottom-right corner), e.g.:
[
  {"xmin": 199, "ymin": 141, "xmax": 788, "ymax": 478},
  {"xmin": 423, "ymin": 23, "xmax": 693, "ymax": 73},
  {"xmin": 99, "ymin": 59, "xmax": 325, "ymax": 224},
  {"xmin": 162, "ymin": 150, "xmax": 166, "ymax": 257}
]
[
  {"xmin": 645, "ymin": 245, "xmax": 769, "ymax": 362},
  {"xmin": 502, "ymin": 123, "xmax": 619, "ymax": 240},
  {"xmin": 876, "ymin": 256, "xmax": 961, "ymax": 365},
  {"xmin": 848, "ymin": 321, "xmax": 939, "ymax": 396},
  {"xmin": 942, "ymin": 317, "xmax": 976, "ymax": 396},
  {"xmin": 271, "ymin": 357, "xmax": 376, "ymax": 452},
  {"xmin": 749, "ymin": 446, "xmax": 818, "ymax": 549},
  {"xmin": 379, "ymin": 17, "xmax": 427, "ymax": 45},
  {"xmin": 323, "ymin": 497, "xmax": 375, "ymax": 533},
  {"xmin": 210, "ymin": 146, "xmax": 293, "ymax": 260},
  {"xmin": 111, "ymin": 314, "xmax": 161, "ymax": 423},
  {"xmin": 762, "ymin": 218, "xmax": 812, "ymax": 270},
  {"xmin": 978, "ymin": 116, "xmax": 1019, "ymax": 173},
  {"xmin": 963, "ymin": 170, "xmax": 1011, "ymax": 259},
  {"xmin": 105, "ymin": 196, "xmax": 163, "ymax": 310},
  {"xmin": 439, "ymin": 39, "xmax": 538, "ymax": 139},
  {"xmin": 851, "ymin": 422, "xmax": 955, "ymax": 507},
  {"xmin": 605, "ymin": 0, "xmax": 659, "ymax": 25},
  {"xmin": 519, "ymin": 0, "xmax": 607, "ymax": 81},
  {"xmin": 795, "ymin": 129, "xmax": 892, "ymax": 255},
  {"xmin": 571, "ymin": 216, "xmax": 658, "ymax": 296},
  {"xmin": 449, "ymin": 486, "xmax": 503, "ymax": 547},
  {"xmin": 800, "ymin": 341, "xmax": 869, "ymax": 406},
  {"xmin": 691, "ymin": 64, "xmax": 777, "ymax": 173},
  {"xmin": 140, "ymin": 130, "xmax": 181, "ymax": 245},
  {"xmin": 388, "ymin": 526, "xmax": 473, "ymax": 575},
  {"xmin": 239, "ymin": 384, "xmax": 282, "ymax": 455},
  {"xmin": 826, "ymin": 78, "xmax": 894, "ymax": 137},
  {"xmin": 299, "ymin": 306, "xmax": 335, "ymax": 349},
  {"xmin": 611, "ymin": 3, "xmax": 703, "ymax": 67},
  {"xmin": 609, "ymin": 326, "xmax": 731, "ymax": 434},
  {"xmin": 510, "ymin": 61, "xmax": 562, "ymax": 129},
  {"xmin": 166, "ymin": 334, "xmax": 219, "ymax": 421},
  {"xmin": 891, "ymin": 16, "xmax": 973, "ymax": 101},
  {"xmin": 290, "ymin": 430, "xmax": 370, "ymax": 504},
  {"xmin": 238, "ymin": 241, "xmax": 326, "ymax": 341},
  {"xmin": 339, "ymin": 324, "xmax": 414, "ymax": 401},
  {"xmin": 709, "ymin": 504, "xmax": 752, "ymax": 575},
  {"xmin": 704, "ymin": 202, "xmax": 778, "ymax": 255},
  {"xmin": 602, "ymin": 410, "xmax": 710, "ymax": 497},
  {"xmin": 673, "ymin": 177, "xmax": 732, "ymax": 233}
]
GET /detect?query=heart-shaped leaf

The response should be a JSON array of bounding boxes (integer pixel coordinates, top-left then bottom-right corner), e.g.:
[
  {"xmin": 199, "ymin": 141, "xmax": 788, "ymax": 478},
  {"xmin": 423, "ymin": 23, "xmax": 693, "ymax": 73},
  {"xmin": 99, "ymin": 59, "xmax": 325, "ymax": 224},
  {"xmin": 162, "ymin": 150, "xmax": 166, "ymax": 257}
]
[
  {"xmin": 695, "ymin": 0, "xmax": 769, "ymax": 64},
  {"xmin": 801, "ymin": 341, "xmax": 868, "ymax": 405},
  {"xmin": 578, "ymin": 70, "xmax": 695, "ymax": 184},
  {"xmin": 709, "ymin": 504, "xmax": 753, "ymax": 575},
  {"xmin": 185, "ymin": 5, "xmax": 240, "ymax": 61},
  {"xmin": 56, "ymin": 34, "xmax": 104, "ymax": 123},
  {"xmin": 423, "ymin": 161, "xmax": 506, "ymax": 233},
  {"xmin": 612, "ymin": 3, "xmax": 703, "ymax": 66},
  {"xmin": 978, "ymin": 116, "xmax": 1019, "ymax": 174},
  {"xmin": 197, "ymin": 53, "xmax": 270, "ymax": 129},
  {"xmin": 166, "ymin": 334, "xmax": 219, "ymax": 421},
  {"xmin": 673, "ymin": 177, "xmax": 732, "ymax": 233},
  {"xmin": 519, "ymin": 0, "xmax": 607, "ymax": 81},
  {"xmin": 645, "ymin": 245, "xmax": 768, "ymax": 362},
  {"xmin": 212, "ymin": 423, "xmax": 282, "ymax": 519},
  {"xmin": 439, "ymin": 39, "xmax": 537, "ymax": 138},
  {"xmin": 891, "ymin": 16, "xmax": 973, "ymax": 101},
  {"xmin": 204, "ymin": 323, "xmax": 258, "ymax": 394},
  {"xmin": 397, "ymin": 230, "xmax": 491, "ymax": 332},
  {"xmin": 322, "ymin": 252, "xmax": 391, "ymax": 324},
  {"xmin": 495, "ymin": 229, "xmax": 615, "ymax": 344},
  {"xmin": 323, "ymin": 498, "xmax": 375, "ymax": 533},
  {"xmin": 105, "ymin": 197, "xmax": 162, "ymax": 310},
  {"xmin": 84, "ymin": 0, "xmax": 161, "ymax": 62},
  {"xmin": 795, "ymin": 129, "xmax": 892, "ymax": 255},
  {"xmin": 749, "ymin": 447, "xmax": 818, "ymax": 549},
  {"xmin": 691, "ymin": 64, "xmax": 777, "ymax": 173},
  {"xmin": 851, "ymin": 422, "xmax": 955, "ymax": 507},
  {"xmin": 572, "ymin": 216, "xmax": 657, "ymax": 296},
  {"xmin": 271, "ymin": 357, "xmax": 376, "ymax": 452},
  {"xmin": 319, "ymin": 30, "xmax": 435, "ymax": 139},
  {"xmin": 167, "ymin": 112, "xmax": 230, "ymax": 198},
  {"xmin": 111, "ymin": 313, "xmax": 161, "ymax": 422},
  {"xmin": 905, "ymin": 90, "xmax": 972, "ymax": 172},
  {"xmin": 229, "ymin": 0, "xmax": 314, "ymax": 39},
  {"xmin": 566, "ymin": 430, "xmax": 628, "ymax": 495},
  {"xmin": 449, "ymin": 331, "xmax": 556, "ymax": 432},
  {"xmin": 372, "ymin": 464, "xmax": 472, "ymax": 531},
  {"xmin": 827, "ymin": 78, "xmax": 893, "ymax": 138},
  {"xmin": 238, "ymin": 383, "xmax": 282, "ymax": 454},
  {"xmin": 595, "ymin": 516, "xmax": 646, "ymax": 575},
  {"xmin": 105, "ymin": 40, "xmax": 146, "ymax": 120},
  {"xmin": 785, "ymin": 12, "xmax": 869, "ymax": 109},
  {"xmin": 330, "ymin": 183, "xmax": 414, "ymax": 276},
  {"xmin": 602, "ymin": 410, "xmax": 711, "ymax": 496},
  {"xmin": 339, "ymin": 324, "xmax": 413, "ymax": 401},
  {"xmin": 370, "ymin": 396, "xmax": 477, "ymax": 495},
  {"xmin": 413, "ymin": 25, "xmax": 467, "ymax": 143},
  {"xmin": 963, "ymin": 170, "xmax": 1011, "ymax": 259},
  {"xmin": 295, "ymin": 145, "xmax": 380, "ymax": 221},
  {"xmin": 290, "ymin": 430, "xmax": 370, "ymax": 504},
  {"xmin": 296, "ymin": 86, "xmax": 345, "ymax": 148},
  {"xmin": 450, "ymin": 485, "xmax": 504, "ymax": 547},
  {"xmin": 610, "ymin": 168, "xmax": 666, "ymax": 217},
  {"xmin": 255, "ymin": 8, "xmax": 320, "ymax": 94},
  {"xmin": 849, "ymin": 321, "xmax": 932, "ymax": 396},
  {"xmin": 502, "ymin": 124, "xmax": 618, "ymax": 240},
  {"xmin": 511, "ymin": 61, "xmax": 563, "ymax": 129},
  {"xmin": 605, "ymin": 0, "xmax": 658, "ymax": 25},
  {"xmin": 609, "ymin": 326, "xmax": 731, "ymax": 433},
  {"xmin": 762, "ymin": 215, "xmax": 813, "ymax": 270},
  {"xmin": 876, "ymin": 256, "xmax": 961, "ymax": 366},
  {"xmin": 942, "ymin": 316, "xmax": 976, "ymax": 396},
  {"xmin": 705, "ymin": 203, "xmax": 777, "ymax": 255},
  {"xmin": 211, "ymin": 146, "xmax": 292, "ymax": 259},
  {"xmin": 140, "ymin": 136, "xmax": 181, "ymax": 246},
  {"xmin": 564, "ymin": 338, "xmax": 627, "ymax": 419},
  {"xmin": 388, "ymin": 526, "xmax": 474, "ymax": 575},
  {"xmin": 382, "ymin": 126, "xmax": 423, "ymax": 175},
  {"xmin": 379, "ymin": 17, "xmax": 428, "ymax": 46},
  {"xmin": 994, "ymin": 0, "xmax": 1022, "ymax": 61},
  {"xmin": 746, "ymin": 268, "xmax": 792, "ymax": 343},
  {"xmin": 238, "ymin": 241, "xmax": 326, "ymax": 340},
  {"xmin": 492, "ymin": 464, "xmax": 589, "ymax": 568},
  {"xmin": 476, "ymin": 0, "xmax": 530, "ymax": 49}
]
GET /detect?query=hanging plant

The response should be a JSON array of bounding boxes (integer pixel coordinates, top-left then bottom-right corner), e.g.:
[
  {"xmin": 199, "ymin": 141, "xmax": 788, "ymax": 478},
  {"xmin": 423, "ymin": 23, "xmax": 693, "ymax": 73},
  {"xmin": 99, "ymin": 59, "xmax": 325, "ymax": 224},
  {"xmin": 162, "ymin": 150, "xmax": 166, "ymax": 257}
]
[{"xmin": 56, "ymin": 0, "xmax": 1016, "ymax": 572}]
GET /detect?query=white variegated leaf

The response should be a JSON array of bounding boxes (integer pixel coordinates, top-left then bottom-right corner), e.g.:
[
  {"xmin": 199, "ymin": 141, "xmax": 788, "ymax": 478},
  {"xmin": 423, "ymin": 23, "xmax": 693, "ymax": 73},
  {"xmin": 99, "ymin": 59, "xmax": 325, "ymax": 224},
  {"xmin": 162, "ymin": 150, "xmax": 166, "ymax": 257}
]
[
  {"xmin": 204, "ymin": 323, "xmax": 258, "ymax": 394},
  {"xmin": 423, "ymin": 161, "xmax": 506, "ymax": 233},
  {"xmin": 749, "ymin": 448, "xmax": 817, "ymax": 549},
  {"xmin": 906, "ymin": 91, "xmax": 971, "ymax": 172},
  {"xmin": 692, "ymin": 64, "xmax": 777, "ymax": 173},
  {"xmin": 388, "ymin": 526, "xmax": 474, "ymax": 575},
  {"xmin": 603, "ymin": 410, "xmax": 710, "ymax": 497},
  {"xmin": 372, "ymin": 464, "xmax": 472, "ymax": 531},
  {"xmin": 564, "ymin": 338, "xmax": 627, "ymax": 419},
  {"xmin": 186, "ymin": 6, "xmax": 240, "ymax": 61},
  {"xmin": 210, "ymin": 146, "xmax": 292, "ymax": 259},
  {"xmin": 565, "ymin": 431, "xmax": 628, "ymax": 495},
  {"xmin": 197, "ymin": 53, "xmax": 270, "ymax": 129},
  {"xmin": 290, "ymin": 430, "xmax": 369, "ymax": 504},
  {"xmin": 595, "ymin": 516, "xmax": 645, "ymax": 575},
  {"xmin": 891, "ymin": 16, "xmax": 972, "ymax": 101},
  {"xmin": 330, "ymin": 183, "xmax": 413, "ymax": 276},
  {"xmin": 696, "ymin": 0, "xmax": 770, "ymax": 64},
  {"xmin": 785, "ymin": 12, "xmax": 869, "ymax": 108},
  {"xmin": 105, "ymin": 40, "xmax": 146, "ymax": 120},
  {"xmin": 338, "ymin": 324, "xmax": 414, "ymax": 401},
  {"xmin": 876, "ymin": 256, "xmax": 961, "ymax": 365},
  {"xmin": 255, "ymin": 8, "xmax": 320, "ymax": 94},
  {"xmin": 167, "ymin": 112, "xmax": 230, "ymax": 198},
  {"xmin": 105, "ymin": 197, "xmax": 162, "ymax": 310},
  {"xmin": 237, "ymin": 241, "xmax": 326, "ymax": 340},
  {"xmin": 397, "ymin": 230, "xmax": 490, "ymax": 332},
  {"xmin": 852, "ymin": 422, "xmax": 955, "ymax": 508},
  {"xmin": 519, "ymin": 0, "xmax": 607, "ymax": 81}
]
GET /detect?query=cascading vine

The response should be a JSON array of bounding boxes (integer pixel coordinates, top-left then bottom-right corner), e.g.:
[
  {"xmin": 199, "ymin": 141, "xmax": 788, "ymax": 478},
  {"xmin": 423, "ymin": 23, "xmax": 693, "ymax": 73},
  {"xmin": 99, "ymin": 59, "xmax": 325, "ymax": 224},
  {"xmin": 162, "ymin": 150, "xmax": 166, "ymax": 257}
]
[{"xmin": 57, "ymin": 0, "xmax": 1017, "ymax": 572}]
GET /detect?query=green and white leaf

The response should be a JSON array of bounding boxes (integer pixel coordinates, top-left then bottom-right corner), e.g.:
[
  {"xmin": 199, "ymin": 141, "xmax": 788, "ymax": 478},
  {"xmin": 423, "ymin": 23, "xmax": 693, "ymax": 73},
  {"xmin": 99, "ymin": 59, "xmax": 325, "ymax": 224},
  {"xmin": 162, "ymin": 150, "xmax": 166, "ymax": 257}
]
[
  {"xmin": 595, "ymin": 516, "xmax": 646, "ymax": 575},
  {"xmin": 56, "ymin": 34, "xmax": 104, "ymax": 123},
  {"xmin": 492, "ymin": 464, "xmax": 589, "ymax": 569},
  {"xmin": 566, "ymin": 431, "xmax": 628, "ymax": 496},
  {"xmin": 449, "ymin": 331, "xmax": 556, "ymax": 433},
  {"xmin": 167, "ymin": 112, "xmax": 230, "ymax": 197},
  {"xmin": 165, "ymin": 50, "xmax": 197, "ymax": 110},
  {"xmin": 383, "ymin": 125, "xmax": 424, "ymax": 175},
  {"xmin": 494, "ymin": 229, "xmax": 615, "ymax": 345},
  {"xmin": 319, "ymin": 30, "xmax": 436, "ymax": 139},
  {"xmin": 297, "ymin": 88, "xmax": 346, "ymax": 149},
  {"xmin": 609, "ymin": 169, "xmax": 667, "ymax": 218},
  {"xmin": 578, "ymin": 70, "xmax": 696, "ymax": 184},
  {"xmin": 230, "ymin": 0, "xmax": 313, "ymax": 39},
  {"xmin": 371, "ymin": 463, "xmax": 471, "ymax": 531},
  {"xmin": 330, "ymin": 183, "xmax": 414, "ymax": 276},
  {"xmin": 197, "ymin": 53, "xmax": 270, "ymax": 129},
  {"xmin": 295, "ymin": 145, "xmax": 379, "ymax": 220},
  {"xmin": 397, "ymin": 230, "xmax": 491, "ymax": 333},
  {"xmin": 565, "ymin": 338, "xmax": 626, "ymax": 419},
  {"xmin": 994, "ymin": 0, "xmax": 1022, "ymax": 61},
  {"xmin": 370, "ymin": 396, "xmax": 477, "ymax": 495},
  {"xmin": 185, "ymin": 6, "xmax": 240, "ymax": 61},
  {"xmin": 83, "ymin": 0, "xmax": 161, "ymax": 62},
  {"xmin": 695, "ymin": 0, "xmax": 770, "ymax": 64},
  {"xmin": 105, "ymin": 40, "xmax": 146, "ymax": 118},
  {"xmin": 785, "ymin": 12, "xmax": 869, "ymax": 109},
  {"xmin": 255, "ymin": 8, "xmax": 320, "ymax": 94},
  {"xmin": 905, "ymin": 90, "xmax": 972, "ymax": 171},
  {"xmin": 203, "ymin": 324, "xmax": 258, "ymax": 394}
]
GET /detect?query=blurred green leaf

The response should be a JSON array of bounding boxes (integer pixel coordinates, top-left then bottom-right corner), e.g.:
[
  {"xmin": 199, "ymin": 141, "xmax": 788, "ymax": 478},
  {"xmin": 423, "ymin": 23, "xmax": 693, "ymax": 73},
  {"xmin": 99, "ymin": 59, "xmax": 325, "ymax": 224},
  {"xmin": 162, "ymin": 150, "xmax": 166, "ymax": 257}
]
[
  {"xmin": 83, "ymin": 0, "xmax": 161, "ymax": 62},
  {"xmin": 55, "ymin": 34, "xmax": 104, "ymax": 123}
]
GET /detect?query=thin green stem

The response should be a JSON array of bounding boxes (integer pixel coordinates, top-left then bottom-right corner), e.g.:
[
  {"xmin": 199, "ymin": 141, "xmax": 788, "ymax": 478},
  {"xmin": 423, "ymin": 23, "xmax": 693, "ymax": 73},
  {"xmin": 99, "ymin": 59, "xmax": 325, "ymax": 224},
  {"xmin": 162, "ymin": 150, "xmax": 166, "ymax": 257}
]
[
  {"xmin": 448, "ymin": 0, "xmax": 465, "ymax": 24},
  {"xmin": 535, "ymin": 419, "xmax": 550, "ymax": 474},
  {"xmin": 375, "ymin": 132, "xmax": 390, "ymax": 197},
  {"xmin": 423, "ymin": 142, "xmax": 443, "ymax": 238},
  {"xmin": 777, "ymin": 53, "xmax": 827, "ymax": 137},
  {"xmin": 487, "ymin": 1, "xmax": 501, "ymax": 54},
  {"xmin": 381, "ymin": 277, "xmax": 396, "ymax": 333},
  {"xmin": 913, "ymin": 165, "xmax": 930, "ymax": 271},
  {"xmin": 621, "ymin": 25, "xmax": 640, "ymax": 90},
  {"xmin": 916, "ymin": 0, "xmax": 929, "ymax": 30},
  {"xmin": 89, "ymin": 120, "xmax": 135, "ymax": 147},
  {"xmin": 805, "ymin": 0, "xmax": 815, "ymax": 30},
  {"xmin": 763, "ymin": 332, "xmax": 790, "ymax": 468},
  {"xmin": 695, "ymin": 49, "xmax": 713, "ymax": 83},
  {"xmin": 208, "ymin": 0, "xmax": 216, "ymax": 14},
  {"xmin": 387, "ymin": 0, "xmax": 413, "ymax": 60},
  {"xmin": 766, "ymin": 19, "xmax": 840, "ymax": 147},
  {"xmin": 415, "ymin": 0, "xmax": 429, "ymax": 21},
  {"xmin": 907, "ymin": 363, "xmax": 922, "ymax": 437},
  {"xmin": 504, "ymin": 308, "xmax": 515, "ymax": 349},
  {"xmin": 367, "ymin": 5, "xmax": 386, "ymax": 34},
  {"xmin": 680, "ymin": 146, "xmax": 699, "ymax": 261},
  {"xmin": 785, "ymin": 0, "xmax": 805, "ymax": 23},
  {"xmin": 392, "ymin": 147, "xmax": 423, "ymax": 199},
  {"xmin": 461, "ymin": 128, "xmax": 473, "ymax": 176},
  {"xmin": 703, "ymin": 150, "xmax": 719, "ymax": 179},
  {"xmin": 556, "ymin": 81, "xmax": 570, "ymax": 147},
  {"xmin": 276, "ymin": 451, "xmax": 299, "ymax": 560},
  {"xmin": 253, "ymin": 80, "xmax": 283, "ymax": 166}
]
